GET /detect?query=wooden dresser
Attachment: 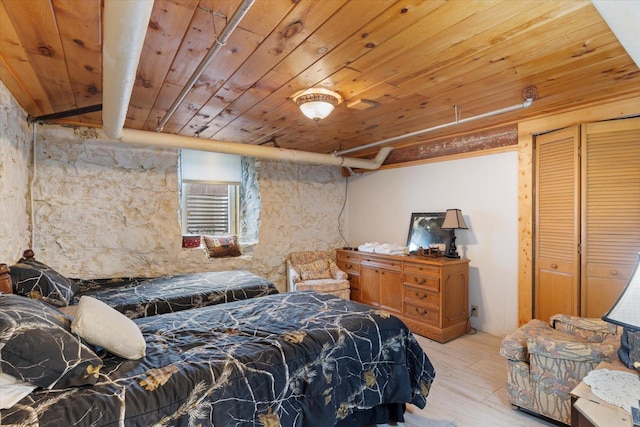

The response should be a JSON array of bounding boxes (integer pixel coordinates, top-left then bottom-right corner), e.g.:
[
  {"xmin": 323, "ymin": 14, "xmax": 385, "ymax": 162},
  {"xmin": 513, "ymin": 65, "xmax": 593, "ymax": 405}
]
[{"xmin": 336, "ymin": 249, "xmax": 470, "ymax": 342}]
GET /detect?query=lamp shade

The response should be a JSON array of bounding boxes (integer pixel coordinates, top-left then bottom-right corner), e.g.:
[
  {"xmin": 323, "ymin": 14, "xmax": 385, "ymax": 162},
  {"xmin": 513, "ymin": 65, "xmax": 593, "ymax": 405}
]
[
  {"xmin": 441, "ymin": 209, "xmax": 468, "ymax": 259},
  {"xmin": 292, "ymin": 88, "xmax": 342, "ymax": 121},
  {"xmin": 602, "ymin": 252, "xmax": 640, "ymax": 330},
  {"xmin": 299, "ymin": 101, "xmax": 335, "ymax": 120},
  {"xmin": 441, "ymin": 209, "xmax": 468, "ymax": 230}
]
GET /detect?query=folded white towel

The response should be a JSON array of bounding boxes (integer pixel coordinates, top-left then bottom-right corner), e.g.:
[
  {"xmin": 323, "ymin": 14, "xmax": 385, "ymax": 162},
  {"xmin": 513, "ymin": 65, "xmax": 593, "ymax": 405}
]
[
  {"xmin": 376, "ymin": 248, "xmax": 408, "ymax": 255},
  {"xmin": 358, "ymin": 242, "xmax": 381, "ymax": 252},
  {"xmin": 357, "ymin": 242, "xmax": 408, "ymax": 255}
]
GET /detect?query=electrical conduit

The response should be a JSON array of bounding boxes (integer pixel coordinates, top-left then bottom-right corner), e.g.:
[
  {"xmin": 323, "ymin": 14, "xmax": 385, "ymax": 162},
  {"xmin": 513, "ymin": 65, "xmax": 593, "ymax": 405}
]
[{"xmin": 101, "ymin": 0, "xmax": 392, "ymax": 170}]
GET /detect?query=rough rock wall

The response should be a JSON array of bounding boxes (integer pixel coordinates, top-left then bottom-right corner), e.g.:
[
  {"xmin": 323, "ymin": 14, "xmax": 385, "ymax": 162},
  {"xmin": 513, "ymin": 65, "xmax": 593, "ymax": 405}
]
[
  {"xmin": 248, "ymin": 159, "xmax": 348, "ymax": 285},
  {"xmin": 33, "ymin": 126, "xmax": 182, "ymax": 276},
  {"xmin": 31, "ymin": 125, "xmax": 345, "ymax": 291},
  {"xmin": 0, "ymin": 80, "xmax": 32, "ymax": 263}
]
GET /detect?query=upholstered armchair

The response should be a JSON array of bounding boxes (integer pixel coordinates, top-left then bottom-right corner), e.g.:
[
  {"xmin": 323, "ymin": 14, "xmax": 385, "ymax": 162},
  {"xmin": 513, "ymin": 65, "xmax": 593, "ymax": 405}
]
[
  {"xmin": 286, "ymin": 251, "xmax": 350, "ymax": 299},
  {"xmin": 499, "ymin": 314, "xmax": 620, "ymax": 425}
]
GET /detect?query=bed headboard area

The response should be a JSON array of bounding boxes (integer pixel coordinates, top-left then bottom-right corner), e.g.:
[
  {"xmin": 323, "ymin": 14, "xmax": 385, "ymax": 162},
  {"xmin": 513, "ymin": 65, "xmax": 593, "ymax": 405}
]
[
  {"xmin": 2, "ymin": 249, "xmax": 80, "ymax": 307},
  {"xmin": 21, "ymin": 249, "xmax": 35, "ymax": 260},
  {"xmin": 0, "ymin": 249, "xmax": 36, "ymax": 292},
  {"xmin": 0, "ymin": 249, "xmax": 40, "ymax": 294},
  {"xmin": 2, "ymin": 249, "xmax": 280, "ymax": 319},
  {"xmin": 0, "ymin": 263, "xmax": 11, "ymax": 293}
]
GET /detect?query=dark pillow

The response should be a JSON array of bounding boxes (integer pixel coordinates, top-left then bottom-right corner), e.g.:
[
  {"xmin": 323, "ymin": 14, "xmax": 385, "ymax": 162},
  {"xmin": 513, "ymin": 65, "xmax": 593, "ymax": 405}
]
[
  {"xmin": 203, "ymin": 235, "xmax": 241, "ymax": 258},
  {"xmin": 0, "ymin": 294, "xmax": 103, "ymax": 389},
  {"xmin": 9, "ymin": 258, "xmax": 78, "ymax": 307}
]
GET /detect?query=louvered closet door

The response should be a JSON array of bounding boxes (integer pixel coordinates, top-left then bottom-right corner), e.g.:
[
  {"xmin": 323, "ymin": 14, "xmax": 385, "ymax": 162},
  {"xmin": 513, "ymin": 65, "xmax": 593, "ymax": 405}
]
[
  {"xmin": 535, "ymin": 127, "xmax": 581, "ymax": 321},
  {"xmin": 581, "ymin": 117, "xmax": 640, "ymax": 317}
]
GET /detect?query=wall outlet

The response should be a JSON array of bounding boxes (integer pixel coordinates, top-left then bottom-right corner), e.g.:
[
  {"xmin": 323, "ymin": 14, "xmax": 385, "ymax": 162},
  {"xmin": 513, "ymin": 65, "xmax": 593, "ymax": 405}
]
[{"xmin": 471, "ymin": 305, "xmax": 479, "ymax": 317}]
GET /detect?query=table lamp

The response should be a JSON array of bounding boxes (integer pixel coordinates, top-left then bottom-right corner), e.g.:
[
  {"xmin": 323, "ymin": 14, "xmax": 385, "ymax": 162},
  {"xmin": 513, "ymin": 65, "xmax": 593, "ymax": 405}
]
[
  {"xmin": 602, "ymin": 252, "xmax": 640, "ymax": 369},
  {"xmin": 441, "ymin": 209, "xmax": 468, "ymax": 259}
]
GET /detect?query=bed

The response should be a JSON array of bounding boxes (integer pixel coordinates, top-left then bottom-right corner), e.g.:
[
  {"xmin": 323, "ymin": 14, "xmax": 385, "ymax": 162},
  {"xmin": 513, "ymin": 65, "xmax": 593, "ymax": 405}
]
[
  {"xmin": 0, "ymin": 291, "xmax": 436, "ymax": 426},
  {"xmin": 72, "ymin": 269, "xmax": 278, "ymax": 319},
  {"xmin": 6, "ymin": 250, "xmax": 278, "ymax": 318}
]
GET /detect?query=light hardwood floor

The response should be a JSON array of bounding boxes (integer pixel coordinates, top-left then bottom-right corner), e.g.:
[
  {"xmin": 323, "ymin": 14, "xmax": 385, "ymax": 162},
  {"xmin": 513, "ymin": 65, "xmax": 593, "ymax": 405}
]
[{"xmin": 388, "ymin": 330, "xmax": 559, "ymax": 427}]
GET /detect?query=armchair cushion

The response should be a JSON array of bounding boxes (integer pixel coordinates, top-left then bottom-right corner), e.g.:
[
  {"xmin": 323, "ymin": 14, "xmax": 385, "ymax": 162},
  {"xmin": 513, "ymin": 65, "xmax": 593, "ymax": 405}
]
[
  {"xmin": 329, "ymin": 261, "xmax": 348, "ymax": 280},
  {"xmin": 500, "ymin": 319, "xmax": 552, "ymax": 362},
  {"xmin": 550, "ymin": 314, "xmax": 619, "ymax": 342},
  {"xmin": 297, "ymin": 260, "xmax": 332, "ymax": 281},
  {"xmin": 528, "ymin": 334, "xmax": 619, "ymax": 363},
  {"xmin": 289, "ymin": 251, "xmax": 326, "ymax": 267}
]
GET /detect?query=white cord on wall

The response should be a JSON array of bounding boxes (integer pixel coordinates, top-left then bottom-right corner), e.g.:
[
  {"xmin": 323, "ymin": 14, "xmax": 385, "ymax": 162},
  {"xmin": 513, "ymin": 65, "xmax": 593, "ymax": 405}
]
[{"xmin": 30, "ymin": 122, "xmax": 37, "ymax": 249}]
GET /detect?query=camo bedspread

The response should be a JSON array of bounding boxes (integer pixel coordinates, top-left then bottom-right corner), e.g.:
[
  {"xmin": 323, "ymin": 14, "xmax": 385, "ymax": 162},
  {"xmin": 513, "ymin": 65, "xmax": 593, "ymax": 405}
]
[
  {"xmin": 73, "ymin": 269, "xmax": 278, "ymax": 318},
  {"xmin": 2, "ymin": 292, "xmax": 435, "ymax": 427}
]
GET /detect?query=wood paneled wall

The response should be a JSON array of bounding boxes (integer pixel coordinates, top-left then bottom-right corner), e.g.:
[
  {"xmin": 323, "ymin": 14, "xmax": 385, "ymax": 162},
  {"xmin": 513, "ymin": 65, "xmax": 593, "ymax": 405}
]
[{"xmin": 517, "ymin": 96, "xmax": 640, "ymax": 325}]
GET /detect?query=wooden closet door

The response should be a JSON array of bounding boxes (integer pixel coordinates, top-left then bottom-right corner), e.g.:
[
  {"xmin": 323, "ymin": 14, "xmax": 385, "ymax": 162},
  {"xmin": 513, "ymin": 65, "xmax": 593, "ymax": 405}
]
[
  {"xmin": 535, "ymin": 127, "xmax": 581, "ymax": 321},
  {"xmin": 581, "ymin": 117, "xmax": 640, "ymax": 317}
]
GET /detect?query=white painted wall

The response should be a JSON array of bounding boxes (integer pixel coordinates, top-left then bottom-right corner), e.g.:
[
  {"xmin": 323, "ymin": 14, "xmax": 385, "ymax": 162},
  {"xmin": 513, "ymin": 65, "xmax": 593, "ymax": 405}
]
[{"xmin": 345, "ymin": 151, "xmax": 519, "ymax": 336}]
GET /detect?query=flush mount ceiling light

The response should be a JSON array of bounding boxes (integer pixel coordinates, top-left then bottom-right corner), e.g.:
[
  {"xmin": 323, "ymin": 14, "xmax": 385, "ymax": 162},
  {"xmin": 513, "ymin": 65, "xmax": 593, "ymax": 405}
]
[{"xmin": 292, "ymin": 88, "xmax": 342, "ymax": 121}]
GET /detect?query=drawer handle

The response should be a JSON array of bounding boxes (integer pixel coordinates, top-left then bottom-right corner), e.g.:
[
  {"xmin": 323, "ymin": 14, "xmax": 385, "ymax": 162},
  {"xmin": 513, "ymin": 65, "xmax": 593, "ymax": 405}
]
[
  {"xmin": 413, "ymin": 277, "xmax": 427, "ymax": 285},
  {"xmin": 413, "ymin": 307, "xmax": 428, "ymax": 316},
  {"xmin": 551, "ymin": 263, "xmax": 558, "ymax": 269},
  {"xmin": 610, "ymin": 270, "xmax": 618, "ymax": 276},
  {"xmin": 346, "ymin": 263, "xmax": 353, "ymax": 269},
  {"xmin": 414, "ymin": 292, "xmax": 427, "ymax": 300}
]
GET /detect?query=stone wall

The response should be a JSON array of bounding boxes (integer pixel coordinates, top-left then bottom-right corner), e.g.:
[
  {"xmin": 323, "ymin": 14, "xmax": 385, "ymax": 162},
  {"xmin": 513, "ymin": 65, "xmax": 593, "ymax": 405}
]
[
  {"xmin": 0, "ymin": 80, "xmax": 32, "ymax": 263},
  {"xmin": 31, "ymin": 125, "xmax": 345, "ymax": 291}
]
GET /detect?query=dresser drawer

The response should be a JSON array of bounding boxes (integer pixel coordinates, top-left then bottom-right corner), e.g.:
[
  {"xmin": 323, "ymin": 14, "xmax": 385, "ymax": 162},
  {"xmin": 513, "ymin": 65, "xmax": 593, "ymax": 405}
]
[
  {"xmin": 404, "ymin": 285, "xmax": 439, "ymax": 306},
  {"xmin": 404, "ymin": 302, "xmax": 439, "ymax": 325},
  {"xmin": 337, "ymin": 259, "xmax": 359, "ymax": 275},
  {"xmin": 403, "ymin": 262, "xmax": 440, "ymax": 277},
  {"xmin": 360, "ymin": 255, "xmax": 402, "ymax": 271},
  {"xmin": 337, "ymin": 251, "xmax": 360, "ymax": 263},
  {"xmin": 403, "ymin": 273, "xmax": 440, "ymax": 292}
]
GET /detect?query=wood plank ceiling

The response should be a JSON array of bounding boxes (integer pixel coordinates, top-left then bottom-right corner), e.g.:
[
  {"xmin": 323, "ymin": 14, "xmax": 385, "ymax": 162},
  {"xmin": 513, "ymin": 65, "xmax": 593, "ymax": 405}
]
[{"xmin": 1, "ymin": 0, "xmax": 639, "ymax": 165}]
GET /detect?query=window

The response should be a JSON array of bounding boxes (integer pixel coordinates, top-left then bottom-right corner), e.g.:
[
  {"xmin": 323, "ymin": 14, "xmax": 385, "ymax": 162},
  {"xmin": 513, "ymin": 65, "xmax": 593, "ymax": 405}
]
[
  {"xmin": 179, "ymin": 150, "xmax": 242, "ymax": 237},
  {"xmin": 181, "ymin": 181, "xmax": 238, "ymax": 235}
]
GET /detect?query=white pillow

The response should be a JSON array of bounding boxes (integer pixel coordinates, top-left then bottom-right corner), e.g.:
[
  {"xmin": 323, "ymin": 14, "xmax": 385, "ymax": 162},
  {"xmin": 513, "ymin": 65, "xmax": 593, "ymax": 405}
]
[{"xmin": 71, "ymin": 296, "xmax": 146, "ymax": 360}]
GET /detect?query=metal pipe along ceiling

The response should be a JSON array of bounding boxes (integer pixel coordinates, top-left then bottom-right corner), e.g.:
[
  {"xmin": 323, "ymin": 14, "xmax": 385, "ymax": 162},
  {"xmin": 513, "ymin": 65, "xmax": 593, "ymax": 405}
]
[
  {"xmin": 156, "ymin": 0, "xmax": 255, "ymax": 132},
  {"xmin": 334, "ymin": 98, "xmax": 534, "ymax": 156},
  {"xmin": 101, "ymin": 0, "xmax": 392, "ymax": 170}
]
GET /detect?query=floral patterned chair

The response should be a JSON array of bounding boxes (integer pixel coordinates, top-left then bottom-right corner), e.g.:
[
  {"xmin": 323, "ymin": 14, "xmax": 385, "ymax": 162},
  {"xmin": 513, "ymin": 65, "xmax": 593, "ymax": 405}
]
[
  {"xmin": 499, "ymin": 314, "xmax": 620, "ymax": 425},
  {"xmin": 286, "ymin": 251, "xmax": 350, "ymax": 299}
]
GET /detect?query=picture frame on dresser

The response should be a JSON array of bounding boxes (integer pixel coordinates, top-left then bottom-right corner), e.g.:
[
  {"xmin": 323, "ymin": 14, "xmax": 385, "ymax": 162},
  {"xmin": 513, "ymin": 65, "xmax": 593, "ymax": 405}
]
[{"xmin": 406, "ymin": 212, "xmax": 450, "ymax": 253}]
